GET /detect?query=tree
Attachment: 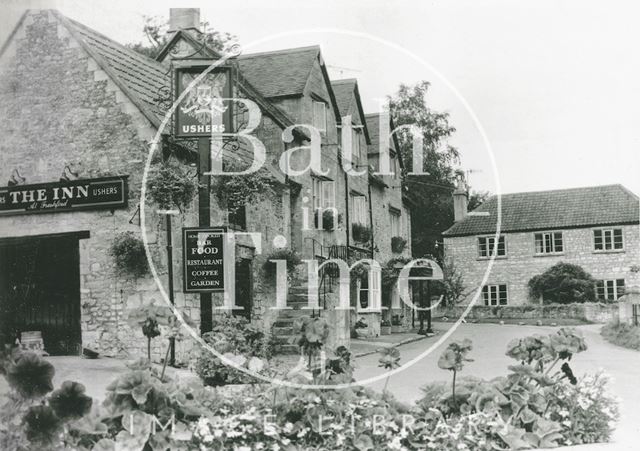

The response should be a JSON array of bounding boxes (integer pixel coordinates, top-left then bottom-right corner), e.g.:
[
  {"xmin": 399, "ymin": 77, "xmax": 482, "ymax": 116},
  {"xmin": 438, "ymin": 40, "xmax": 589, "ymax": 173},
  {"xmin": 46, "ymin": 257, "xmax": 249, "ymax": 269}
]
[
  {"xmin": 468, "ymin": 190, "xmax": 490, "ymax": 211},
  {"xmin": 388, "ymin": 81, "xmax": 463, "ymax": 257},
  {"xmin": 528, "ymin": 262, "xmax": 597, "ymax": 304},
  {"xmin": 432, "ymin": 257, "xmax": 472, "ymax": 307},
  {"xmin": 126, "ymin": 15, "xmax": 237, "ymax": 59}
]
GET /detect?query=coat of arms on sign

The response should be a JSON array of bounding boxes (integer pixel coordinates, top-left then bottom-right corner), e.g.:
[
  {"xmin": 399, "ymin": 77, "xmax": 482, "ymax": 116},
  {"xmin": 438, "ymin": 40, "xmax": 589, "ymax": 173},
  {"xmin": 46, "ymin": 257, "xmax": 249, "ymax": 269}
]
[{"xmin": 180, "ymin": 72, "xmax": 228, "ymax": 126}]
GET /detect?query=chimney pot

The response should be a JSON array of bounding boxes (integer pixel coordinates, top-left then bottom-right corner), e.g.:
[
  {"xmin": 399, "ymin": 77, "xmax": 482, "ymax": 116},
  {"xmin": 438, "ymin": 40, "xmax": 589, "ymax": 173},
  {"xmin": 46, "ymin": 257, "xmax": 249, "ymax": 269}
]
[{"xmin": 168, "ymin": 8, "xmax": 200, "ymax": 32}]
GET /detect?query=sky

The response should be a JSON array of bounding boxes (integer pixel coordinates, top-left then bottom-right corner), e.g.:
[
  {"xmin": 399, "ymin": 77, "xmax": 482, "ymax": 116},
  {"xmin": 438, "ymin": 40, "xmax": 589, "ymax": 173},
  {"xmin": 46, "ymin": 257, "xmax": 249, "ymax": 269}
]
[{"xmin": 2, "ymin": 0, "xmax": 639, "ymax": 196}]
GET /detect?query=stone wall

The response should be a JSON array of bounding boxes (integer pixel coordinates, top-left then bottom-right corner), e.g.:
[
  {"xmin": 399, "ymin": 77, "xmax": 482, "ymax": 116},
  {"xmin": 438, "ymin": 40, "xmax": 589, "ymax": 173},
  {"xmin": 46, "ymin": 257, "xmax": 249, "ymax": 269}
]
[
  {"xmin": 436, "ymin": 303, "xmax": 618, "ymax": 324},
  {"xmin": 0, "ymin": 10, "xmax": 289, "ymax": 361},
  {"xmin": 444, "ymin": 225, "xmax": 640, "ymax": 306}
]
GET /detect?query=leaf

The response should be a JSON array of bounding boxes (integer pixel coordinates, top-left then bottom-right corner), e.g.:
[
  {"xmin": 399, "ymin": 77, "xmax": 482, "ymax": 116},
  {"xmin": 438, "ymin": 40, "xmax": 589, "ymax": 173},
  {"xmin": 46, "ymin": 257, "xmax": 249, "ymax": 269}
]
[
  {"xmin": 499, "ymin": 425, "xmax": 533, "ymax": 450},
  {"xmin": 248, "ymin": 356, "xmax": 265, "ymax": 373},
  {"xmin": 353, "ymin": 433, "xmax": 374, "ymax": 451},
  {"xmin": 92, "ymin": 438, "xmax": 116, "ymax": 451},
  {"xmin": 222, "ymin": 352, "xmax": 247, "ymax": 367},
  {"xmin": 132, "ymin": 384, "xmax": 152, "ymax": 405},
  {"xmin": 115, "ymin": 429, "xmax": 148, "ymax": 451},
  {"xmin": 437, "ymin": 348, "xmax": 457, "ymax": 370}
]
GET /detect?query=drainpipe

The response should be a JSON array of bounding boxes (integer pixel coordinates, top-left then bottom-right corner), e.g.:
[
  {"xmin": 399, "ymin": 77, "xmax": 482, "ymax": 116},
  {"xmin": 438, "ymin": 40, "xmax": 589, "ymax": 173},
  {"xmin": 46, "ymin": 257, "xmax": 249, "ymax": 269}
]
[
  {"xmin": 344, "ymin": 170, "xmax": 350, "ymax": 252},
  {"xmin": 367, "ymin": 181, "xmax": 374, "ymax": 259}
]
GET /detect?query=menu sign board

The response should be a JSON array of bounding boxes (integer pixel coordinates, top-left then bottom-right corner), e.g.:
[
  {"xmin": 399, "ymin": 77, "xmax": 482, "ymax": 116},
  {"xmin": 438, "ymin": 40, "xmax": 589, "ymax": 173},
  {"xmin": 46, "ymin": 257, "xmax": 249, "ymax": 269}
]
[
  {"xmin": 182, "ymin": 227, "xmax": 226, "ymax": 293},
  {"xmin": 174, "ymin": 66, "xmax": 233, "ymax": 138},
  {"xmin": 0, "ymin": 176, "xmax": 128, "ymax": 216}
]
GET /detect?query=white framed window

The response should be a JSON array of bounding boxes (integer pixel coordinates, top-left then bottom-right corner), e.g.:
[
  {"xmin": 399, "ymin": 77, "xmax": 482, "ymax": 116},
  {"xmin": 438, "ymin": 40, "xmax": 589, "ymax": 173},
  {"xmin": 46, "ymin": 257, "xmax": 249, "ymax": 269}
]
[
  {"xmin": 357, "ymin": 267, "xmax": 381, "ymax": 312},
  {"xmin": 312, "ymin": 178, "xmax": 335, "ymax": 210},
  {"xmin": 596, "ymin": 279, "xmax": 625, "ymax": 301},
  {"xmin": 594, "ymin": 228, "xmax": 624, "ymax": 251},
  {"xmin": 534, "ymin": 231, "xmax": 563, "ymax": 254},
  {"xmin": 478, "ymin": 235, "xmax": 506, "ymax": 258},
  {"xmin": 351, "ymin": 195, "xmax": 367, "ymax": 225},
  {"xmin": 312, "ymin": 100, "xmax": 327, "ymax": 132},
  {"xmin": 390, "ymin": 210, "xmax": 402, "ymax": 237},
  {"xmin": 482, "ymin": 284, "xmax": 508, "ymax": 306}
]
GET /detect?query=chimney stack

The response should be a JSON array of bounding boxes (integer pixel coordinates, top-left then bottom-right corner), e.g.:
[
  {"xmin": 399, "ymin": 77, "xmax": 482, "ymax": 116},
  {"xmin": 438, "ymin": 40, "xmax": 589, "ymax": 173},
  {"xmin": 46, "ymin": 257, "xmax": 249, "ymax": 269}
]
[
  {"xmin": 453, "ymin": 185, "xmax": 469, "ymax": 222},
  {"xmin": 168, "ymin": 8, "xmax": 201, "ymax": 32}
]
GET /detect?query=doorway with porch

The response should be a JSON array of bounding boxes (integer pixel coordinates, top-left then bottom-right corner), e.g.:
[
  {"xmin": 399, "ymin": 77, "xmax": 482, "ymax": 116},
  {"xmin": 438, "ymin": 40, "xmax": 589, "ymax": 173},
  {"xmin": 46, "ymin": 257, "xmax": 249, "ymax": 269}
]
[{"xmin": 0, "ymin": 232, "xmax": 85, "ymax": 355}]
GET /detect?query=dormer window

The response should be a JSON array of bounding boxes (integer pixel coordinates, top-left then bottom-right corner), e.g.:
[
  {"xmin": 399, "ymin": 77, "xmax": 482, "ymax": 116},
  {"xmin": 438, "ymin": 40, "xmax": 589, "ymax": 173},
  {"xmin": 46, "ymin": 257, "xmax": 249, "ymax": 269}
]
[{"xmin": 312, "ymin": 100, "xmax": 327, "ymax": 132}]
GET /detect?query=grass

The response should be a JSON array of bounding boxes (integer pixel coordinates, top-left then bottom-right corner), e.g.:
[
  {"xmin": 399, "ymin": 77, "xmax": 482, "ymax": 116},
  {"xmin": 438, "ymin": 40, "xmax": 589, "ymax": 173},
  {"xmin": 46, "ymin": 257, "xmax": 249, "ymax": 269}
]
[{"xmin": 601, "ymin": 320, "xmax": 640, "ymax": 350}]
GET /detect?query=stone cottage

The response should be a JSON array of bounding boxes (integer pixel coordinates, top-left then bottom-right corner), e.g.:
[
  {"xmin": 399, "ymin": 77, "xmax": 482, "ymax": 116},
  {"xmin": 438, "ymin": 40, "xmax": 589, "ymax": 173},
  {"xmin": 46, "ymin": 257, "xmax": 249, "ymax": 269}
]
[
  {"xmin": 0, "ymin": 8, "xmax": 416, "ymax": 359},
  {"xmin": 443, "ymin": 184, "xmax": 640, "ymax": 306}
]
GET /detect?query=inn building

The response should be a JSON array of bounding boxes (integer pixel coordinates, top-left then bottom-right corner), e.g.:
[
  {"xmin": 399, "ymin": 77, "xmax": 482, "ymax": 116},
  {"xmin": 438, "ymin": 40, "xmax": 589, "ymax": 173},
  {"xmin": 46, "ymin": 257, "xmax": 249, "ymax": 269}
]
[{"xmin": 0, "ymin": 8, "xmax": 416, "ymax": 359}]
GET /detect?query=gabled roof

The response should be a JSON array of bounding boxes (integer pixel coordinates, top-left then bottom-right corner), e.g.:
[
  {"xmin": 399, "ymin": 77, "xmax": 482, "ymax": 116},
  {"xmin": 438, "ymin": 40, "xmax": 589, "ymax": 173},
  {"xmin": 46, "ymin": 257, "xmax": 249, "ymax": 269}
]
[
  {"xmin": 443, "ymin": 184, "xmax": 640, "ymax": 237},
  {"xmin": 238, "ymin": 46, "xmax": 320, "ymax": 98},
  {"xmin": 365, "ymin": 113, "xmax": 403, "ymax": 169},
  {"xmin": 51, "ymin": 11, "xmax": 300, "ymax": 138},
  {"xmin": 331, "ymin": 78, "xmax": 370, "ymax": 144},
  {"xmin": 155, "ymin": 29, "xmax": 221, "ymax": 62},
  {"xmin": 238, "ymin": 46, "xmax": 342, "ymax": 126},
  {"xmin": 56, "ymin": 12, "xmax": 170, "ymax": 129}
]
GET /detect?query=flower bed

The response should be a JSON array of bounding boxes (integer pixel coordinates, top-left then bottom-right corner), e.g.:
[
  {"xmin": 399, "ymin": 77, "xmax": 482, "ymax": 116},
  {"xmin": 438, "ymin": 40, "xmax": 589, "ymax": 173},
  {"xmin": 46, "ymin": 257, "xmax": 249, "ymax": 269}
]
[{"xmin": 0, "ymin": 326, "xmax": 619, "ymax": 450}]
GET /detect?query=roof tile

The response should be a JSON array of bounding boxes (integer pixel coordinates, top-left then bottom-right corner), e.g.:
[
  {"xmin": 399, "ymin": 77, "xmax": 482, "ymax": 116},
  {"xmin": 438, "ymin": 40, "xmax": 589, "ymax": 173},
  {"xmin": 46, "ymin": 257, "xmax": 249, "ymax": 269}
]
[
  {"xmin": 443, "ymin": 184, "xmax": 639, "ymax": 236},
  {"xmin": 237, "ymin": 46, "xmax": 319, "ymax": 98}
]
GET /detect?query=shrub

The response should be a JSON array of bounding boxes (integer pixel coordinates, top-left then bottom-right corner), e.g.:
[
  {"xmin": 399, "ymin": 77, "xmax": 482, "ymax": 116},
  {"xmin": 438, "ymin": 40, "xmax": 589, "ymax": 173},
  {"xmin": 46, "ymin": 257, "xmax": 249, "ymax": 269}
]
[
  {"xmin": 110, "ymin": 231, "xmax": 148, "ymax": 278},
  {"xmin": 352, "ymin": 222, "xmax": 372, "ymax": 243},
  {"xmin": 601, "ymin": 320, "xmax": 640, "ymax": 350},
  {"xmin": 390, "ymin": 236, "xmax": 407, "ymax": 253},
  {"xmin": 528, "ymin": 262, "xmax": 596, "ymax": 304},
  {"xmin": 147, "ymin": 162, "xmax": 198, "ymax": 211},
  {"xmin": 263, "ymin": 248, "xmax": 301, "ymax": 277},
  {"xmin": 193, "ymin": 315, "xmax": 273, "ymax": 386},
  {"xmin": 213, "ymin": 160, "xmax": 275, "ymax": 212}
]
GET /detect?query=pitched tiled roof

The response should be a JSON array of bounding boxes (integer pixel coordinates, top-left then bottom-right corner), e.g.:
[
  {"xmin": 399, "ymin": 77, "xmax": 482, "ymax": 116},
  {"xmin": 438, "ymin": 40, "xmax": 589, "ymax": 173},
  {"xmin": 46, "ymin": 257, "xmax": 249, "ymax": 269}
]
[
  {"xmin": 443, "ymin": 184, "xmax": 640, "ymax": 237},
  {"xmin": 237, "ymin": 46, "xmax": 320, "ymax": 98},
  {"xmin": 51, "ymin": 12, "xmax": 301, "ymax": 137},
  {"xmin": 331, "ymin": 79, "xmax": 357, "ymax": 116},
  {"xmin": 57, "ymin": 13, "xmax": 170, "ymax": 128},
  {"xmin": 332, "ymin": 79, "xmax": 370, "ymax": 144},
  {"xmin": 365, "ymin": 113, "xmax": 402, "ymax": 168}
]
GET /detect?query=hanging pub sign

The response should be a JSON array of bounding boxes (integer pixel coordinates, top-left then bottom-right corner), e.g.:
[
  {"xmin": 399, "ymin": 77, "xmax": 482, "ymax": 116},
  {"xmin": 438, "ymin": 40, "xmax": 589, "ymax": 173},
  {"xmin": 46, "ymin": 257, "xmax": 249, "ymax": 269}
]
[
  {"xmin": 174, "ymin": 63, "xmax": 233, "ymax": 138},
  {"xmin": 0, "ymin": 176, "xmax": 128, "ymax": 216},
  {"xmin": 182, "ymin": 227, "xmax": 226, "ymax": 293}
]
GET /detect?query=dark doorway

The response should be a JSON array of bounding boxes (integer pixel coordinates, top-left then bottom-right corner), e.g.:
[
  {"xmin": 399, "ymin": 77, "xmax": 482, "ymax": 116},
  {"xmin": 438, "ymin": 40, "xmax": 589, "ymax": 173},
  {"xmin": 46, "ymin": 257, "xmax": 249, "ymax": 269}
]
[
  {"xmin": 0, "ymin": 233, "xmax": 84, "ymax": 355},
  {"xmin": 233, "ymin": 259, "xmax": 253, "ymax": 320}
]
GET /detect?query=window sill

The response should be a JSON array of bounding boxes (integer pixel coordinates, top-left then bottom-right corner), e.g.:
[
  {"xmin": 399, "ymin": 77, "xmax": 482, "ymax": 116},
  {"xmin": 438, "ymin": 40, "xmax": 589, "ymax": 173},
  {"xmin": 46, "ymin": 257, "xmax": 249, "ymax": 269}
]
[
  {"xmin": 593, "ymin": 249, "xmax": 625, "ymax": 254},
  {"xmin": 533, "ymin": 253, "xmax": 564, "ymax": 258},
  {"xmin": 477, "ymin": 256, "xmax": 508, "ymax": 261}
]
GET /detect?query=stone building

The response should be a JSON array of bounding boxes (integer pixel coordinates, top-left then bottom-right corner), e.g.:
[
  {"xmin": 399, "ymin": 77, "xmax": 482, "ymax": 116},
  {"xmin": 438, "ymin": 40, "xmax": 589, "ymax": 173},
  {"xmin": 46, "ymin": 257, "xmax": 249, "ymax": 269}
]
[
  {"xmin": 0, "ymin": 8, "xmax": 416, "ymax": 359},
  {"xmin": 443, "ymin": 184, "xmax": 640, "ymax": 306}
]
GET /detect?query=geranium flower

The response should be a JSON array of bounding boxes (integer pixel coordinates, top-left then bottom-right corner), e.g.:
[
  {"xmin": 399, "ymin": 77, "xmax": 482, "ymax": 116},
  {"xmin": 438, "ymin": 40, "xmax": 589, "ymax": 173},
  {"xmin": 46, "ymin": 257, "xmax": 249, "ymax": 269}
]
[
  {"xmin": 378, "ymin": 347, "xmax": 401, "ymax": 370},
  {"xmin": 22, "ymin": 405, "xmax": 62, "ymax": 444},
  {"xmin": 48, "ymin": 381, "xmax": 93, "ymax": 420},
  {"xmin": 5, "ymin": 352, "xmax": 55, "ymax": 398}
]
